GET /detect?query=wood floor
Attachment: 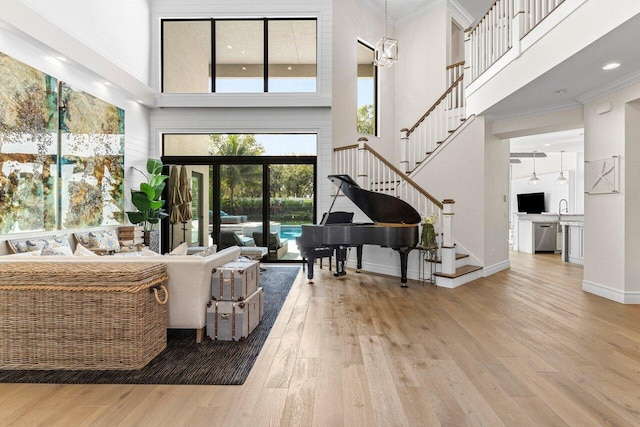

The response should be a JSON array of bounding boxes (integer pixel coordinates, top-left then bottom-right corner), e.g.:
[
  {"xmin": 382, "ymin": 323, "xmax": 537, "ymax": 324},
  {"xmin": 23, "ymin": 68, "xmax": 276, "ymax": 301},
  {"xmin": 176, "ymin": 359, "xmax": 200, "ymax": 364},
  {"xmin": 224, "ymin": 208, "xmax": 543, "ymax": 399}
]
[{"xmin": 2, "ymin": 252, "xmax": 640, "ymax": 426}]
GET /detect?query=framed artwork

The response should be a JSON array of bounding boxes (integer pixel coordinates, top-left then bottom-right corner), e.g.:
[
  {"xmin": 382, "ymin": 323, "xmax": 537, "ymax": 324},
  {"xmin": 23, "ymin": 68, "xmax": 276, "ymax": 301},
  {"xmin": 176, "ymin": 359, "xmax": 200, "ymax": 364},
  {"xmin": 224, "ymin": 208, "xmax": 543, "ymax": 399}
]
[
  {"xmin": 585, "ymin": 156, "xmax": 619, "ymax": 194},
  {"xmin": 0, "ymin": 51, "xmax": 125, "ymax": 234}
]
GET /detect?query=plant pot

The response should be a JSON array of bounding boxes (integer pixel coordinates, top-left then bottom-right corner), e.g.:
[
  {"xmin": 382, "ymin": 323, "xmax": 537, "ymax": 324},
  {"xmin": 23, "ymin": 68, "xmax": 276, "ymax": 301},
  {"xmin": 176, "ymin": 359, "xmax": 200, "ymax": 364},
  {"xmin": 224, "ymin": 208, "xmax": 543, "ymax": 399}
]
[{"xmin": 144, "ymin": 230, "xmax": 160, "ymax": 253}]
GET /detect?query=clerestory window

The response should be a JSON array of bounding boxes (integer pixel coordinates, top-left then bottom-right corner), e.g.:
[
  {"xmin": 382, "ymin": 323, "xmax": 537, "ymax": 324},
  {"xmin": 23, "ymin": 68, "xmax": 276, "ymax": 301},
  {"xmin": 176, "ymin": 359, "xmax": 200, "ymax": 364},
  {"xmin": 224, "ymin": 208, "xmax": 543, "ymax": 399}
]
[{"xmin": 162, "ymin": 18, "xmax": 317, "ymax": 94}]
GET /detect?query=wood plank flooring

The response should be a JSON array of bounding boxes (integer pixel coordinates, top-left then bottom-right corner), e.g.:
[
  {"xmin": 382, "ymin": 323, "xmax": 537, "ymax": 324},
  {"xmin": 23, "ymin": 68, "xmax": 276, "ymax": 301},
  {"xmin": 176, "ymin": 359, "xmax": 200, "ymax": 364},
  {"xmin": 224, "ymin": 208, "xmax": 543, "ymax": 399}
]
[{"xmin": 2, "ymin": 252, "xmax": 640, "ymax": 426}]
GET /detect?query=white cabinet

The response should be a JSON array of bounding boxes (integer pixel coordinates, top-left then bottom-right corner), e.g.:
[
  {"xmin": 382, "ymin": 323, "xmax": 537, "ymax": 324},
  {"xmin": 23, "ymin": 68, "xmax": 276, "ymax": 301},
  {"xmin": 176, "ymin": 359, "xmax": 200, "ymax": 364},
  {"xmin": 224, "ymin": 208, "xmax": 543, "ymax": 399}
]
[{"xmin": 566, "ymin": 224, "xmax": 584, "ymax": 265}]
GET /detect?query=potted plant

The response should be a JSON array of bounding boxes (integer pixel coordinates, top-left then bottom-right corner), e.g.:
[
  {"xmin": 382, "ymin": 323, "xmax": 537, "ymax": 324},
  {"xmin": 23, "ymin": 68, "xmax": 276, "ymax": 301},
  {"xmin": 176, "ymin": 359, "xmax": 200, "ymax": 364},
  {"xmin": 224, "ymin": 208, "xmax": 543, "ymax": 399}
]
[{"xmin": 126, "ymin": 158, "xmax": 169, "ymax": 249}]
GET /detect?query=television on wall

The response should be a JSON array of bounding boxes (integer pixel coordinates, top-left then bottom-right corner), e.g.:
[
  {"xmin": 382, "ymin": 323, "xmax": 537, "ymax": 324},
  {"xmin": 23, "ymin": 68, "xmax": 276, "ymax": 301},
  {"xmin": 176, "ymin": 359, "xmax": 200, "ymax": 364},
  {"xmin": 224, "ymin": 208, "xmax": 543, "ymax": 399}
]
[{"xmin": 517, "ymin": 192, "xmax": 545, "ymax": 214}]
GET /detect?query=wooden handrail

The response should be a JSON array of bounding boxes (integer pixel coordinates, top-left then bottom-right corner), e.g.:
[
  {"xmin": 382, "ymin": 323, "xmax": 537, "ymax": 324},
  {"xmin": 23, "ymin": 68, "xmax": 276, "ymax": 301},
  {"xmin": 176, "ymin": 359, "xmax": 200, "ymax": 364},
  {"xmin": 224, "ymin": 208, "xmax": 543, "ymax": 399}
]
[
  {"xmin": 465, "ymin": 0, "xmax": 501, "ymax": 33},
  {"xmin": 333, "ymin": 144, "xmax": 359, "ymax": 152},
  {"xmin": 407, "ymin": 74, "xmax": 464, "ymax": 135},
  {"xmin": 362, "ymin": 142, "xmax": 443, "ymax": 209},
  {"xmin": 446, "ymin": 60, "xmax": 465, "ymax": 69}
]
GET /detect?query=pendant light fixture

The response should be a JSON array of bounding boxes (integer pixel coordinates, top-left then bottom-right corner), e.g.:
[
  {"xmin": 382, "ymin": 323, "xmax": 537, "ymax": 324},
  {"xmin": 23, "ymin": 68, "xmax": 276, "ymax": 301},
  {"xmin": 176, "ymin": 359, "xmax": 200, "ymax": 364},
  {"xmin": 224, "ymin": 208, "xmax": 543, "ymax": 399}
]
[
  {"xmin": 374, "ymin": 0, "xmax": 398, "ymax": 67},
  {"xmin": 528, "ymin": 151, "xmax": 540, "ymax": 185},
  {"xmin": 555, "ymin": 150, "xmax": 568, "ymax": 185}
]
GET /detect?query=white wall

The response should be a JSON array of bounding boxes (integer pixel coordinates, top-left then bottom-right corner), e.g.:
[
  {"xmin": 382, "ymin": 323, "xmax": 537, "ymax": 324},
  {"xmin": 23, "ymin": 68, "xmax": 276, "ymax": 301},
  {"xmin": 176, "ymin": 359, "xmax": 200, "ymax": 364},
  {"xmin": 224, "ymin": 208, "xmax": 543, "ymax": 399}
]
[
  {"xmin": 484, "ymin": 124, "xmax": 510, "ymax": 271},
  {"xmin": 0, "ymin": 21, "xmax": 151, "ymax": 251},
  {"xmin": 332, "ymin": 0, "xmax": 395, "ymax": 161},
  {"xmin": 394, "ymin": 4, "xmax": 448, "ymax": 165},
  {"xmin": 583, "ymin": 81, "xmax": 640, "ymax": 302},
  {"xmin": 19, "ymin": 0, "xmax": 151, "ymax": 85}
]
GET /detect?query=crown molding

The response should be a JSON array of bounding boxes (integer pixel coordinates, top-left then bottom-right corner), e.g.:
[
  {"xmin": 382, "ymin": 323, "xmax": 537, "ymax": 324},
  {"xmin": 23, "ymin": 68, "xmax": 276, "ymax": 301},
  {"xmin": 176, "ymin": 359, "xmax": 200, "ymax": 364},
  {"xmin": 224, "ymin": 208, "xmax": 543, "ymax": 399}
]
[
  {"xmin": 447, "ymin": 0, "xmax": 474, "ymax": 28},
  {"xmin": 358, "ymin": 0, "xmax": 397, "ymax": 26},
  {"xmin": 396, "ymin": 0, "xmax": 446, "ymax": 27},
  {"xmin": 575, "ymin": 69, "xmax": 640, "ymax": 104}
]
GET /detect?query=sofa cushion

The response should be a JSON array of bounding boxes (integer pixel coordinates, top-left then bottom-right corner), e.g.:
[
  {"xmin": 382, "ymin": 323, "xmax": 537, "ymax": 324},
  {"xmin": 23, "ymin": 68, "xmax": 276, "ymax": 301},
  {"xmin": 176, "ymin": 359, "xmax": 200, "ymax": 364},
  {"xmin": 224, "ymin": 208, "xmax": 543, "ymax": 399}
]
[
  {"xmin": 191, "ymin": 244, "xmax": 217, "ymax": 257},
  {"xmin": 170, "ymin": 242, "xmax": 188, "ymax": 255},
  {"xmin": 74, "ymin": 244, "xmax": 99, "ymax": 257},
  {"xmin": 8, "ymin": 235, "xmax": 70, "ymax": 254},
  {"xmin": 40, "ymin": 246, "xmax": 74, "ymax": 256},
  {"xmin": 75, "ymin": 230, "xmax": 120, "ymax": 252}
]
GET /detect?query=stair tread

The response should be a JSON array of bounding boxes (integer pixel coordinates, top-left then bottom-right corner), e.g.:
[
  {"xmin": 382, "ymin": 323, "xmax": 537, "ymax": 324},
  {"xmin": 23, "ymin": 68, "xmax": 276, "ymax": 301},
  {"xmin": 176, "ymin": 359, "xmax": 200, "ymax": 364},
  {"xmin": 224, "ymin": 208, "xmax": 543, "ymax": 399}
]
[
  {"xmin": 433, "ymin": 264, "xmax": 482, "ymax": 278},
  {"xmin": 424, "ymin": 253, "xmax": 469, "ymax": 264}
]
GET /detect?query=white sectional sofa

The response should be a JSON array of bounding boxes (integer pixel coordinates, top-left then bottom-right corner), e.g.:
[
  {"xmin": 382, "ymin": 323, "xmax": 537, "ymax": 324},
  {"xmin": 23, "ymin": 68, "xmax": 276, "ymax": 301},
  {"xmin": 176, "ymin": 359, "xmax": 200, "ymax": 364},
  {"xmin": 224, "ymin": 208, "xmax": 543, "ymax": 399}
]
[{"xmin": 0, "ymin": 245, "xmax": 242, "ymax": 343}]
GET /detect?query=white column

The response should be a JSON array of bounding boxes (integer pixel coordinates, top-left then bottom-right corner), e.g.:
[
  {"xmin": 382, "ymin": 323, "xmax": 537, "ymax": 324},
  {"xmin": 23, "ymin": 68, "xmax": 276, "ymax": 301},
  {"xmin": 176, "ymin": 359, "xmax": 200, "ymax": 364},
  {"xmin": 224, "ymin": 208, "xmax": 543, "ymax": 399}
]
[{"xmin": 440, "ymin": 199, "xmax": 456, "ymax": 275}]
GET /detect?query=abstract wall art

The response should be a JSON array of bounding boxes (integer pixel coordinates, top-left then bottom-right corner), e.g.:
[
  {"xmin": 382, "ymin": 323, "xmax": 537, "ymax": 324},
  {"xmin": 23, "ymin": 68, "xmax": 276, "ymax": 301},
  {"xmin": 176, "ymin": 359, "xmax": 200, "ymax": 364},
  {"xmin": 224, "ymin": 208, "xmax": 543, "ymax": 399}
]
[{"xmin": 0, "ymin": 51, "xmax": 125, "ymax": 234}]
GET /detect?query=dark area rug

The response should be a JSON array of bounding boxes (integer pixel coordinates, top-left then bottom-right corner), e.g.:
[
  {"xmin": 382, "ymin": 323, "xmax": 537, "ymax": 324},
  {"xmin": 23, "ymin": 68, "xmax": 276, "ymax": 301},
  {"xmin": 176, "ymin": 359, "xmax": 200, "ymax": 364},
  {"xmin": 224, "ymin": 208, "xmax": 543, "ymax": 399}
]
[{"xmin": 0, "ymin": 266, "xmax": 300, "ymax": 385}]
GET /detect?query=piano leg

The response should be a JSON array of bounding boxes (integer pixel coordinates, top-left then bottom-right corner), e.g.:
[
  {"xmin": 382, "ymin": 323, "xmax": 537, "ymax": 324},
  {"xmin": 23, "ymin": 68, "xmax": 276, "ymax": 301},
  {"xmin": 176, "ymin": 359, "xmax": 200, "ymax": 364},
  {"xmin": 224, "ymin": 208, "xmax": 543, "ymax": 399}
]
[
  {"xmin": 396, "ymin": 247, "xmax": 413, "ymax": 287},
  {"xmin": 306, "ymin": 256, "xmax": 316, "ymax": 283},
  {"xmin": 356, "ymin": 245, "xmax": 363, "ymax": 272},
  {"xmin": 334, "ymin": 246, "xmax": 347, "ymax": 277}
]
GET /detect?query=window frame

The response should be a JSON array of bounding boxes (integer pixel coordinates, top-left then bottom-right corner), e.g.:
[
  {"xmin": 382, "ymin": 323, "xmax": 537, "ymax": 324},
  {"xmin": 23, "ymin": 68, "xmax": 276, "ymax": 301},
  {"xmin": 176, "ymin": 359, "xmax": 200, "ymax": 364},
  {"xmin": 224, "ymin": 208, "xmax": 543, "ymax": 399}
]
[
  {"xmin": 356, "ymin": 40, "xmax": 378, "ymax": 137},
  {"xmin": 161, "ymin": 17, "xmax": 318, "ymax": 94}
]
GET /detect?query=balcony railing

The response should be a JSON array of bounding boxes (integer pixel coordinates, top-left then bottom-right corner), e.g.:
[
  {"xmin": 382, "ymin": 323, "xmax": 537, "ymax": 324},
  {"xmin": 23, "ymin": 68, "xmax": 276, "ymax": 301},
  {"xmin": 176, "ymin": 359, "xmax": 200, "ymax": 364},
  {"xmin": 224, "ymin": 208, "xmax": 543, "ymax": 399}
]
[{"xmin": 465, "ymin": 0, "xmax": 566, "ymax": 83}]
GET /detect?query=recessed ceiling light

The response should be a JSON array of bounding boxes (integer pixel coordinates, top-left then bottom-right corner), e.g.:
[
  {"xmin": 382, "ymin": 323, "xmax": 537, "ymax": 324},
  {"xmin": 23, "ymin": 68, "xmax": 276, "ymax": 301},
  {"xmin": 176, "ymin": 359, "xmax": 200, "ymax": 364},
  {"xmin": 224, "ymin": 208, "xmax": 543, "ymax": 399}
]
[
  {"xmin": 287, "ymin": 66, "xmax": 292, "ymax": 70},
  {"xmin": 136, "ymin": 100, "xmax": 144, "ymax": 104},
  {"xmin": 544, "ymin": 143, "xmax": 551, "ymax": 147},
  {"xmin": 56, "ymin": 55, "xmax": 67, "ymax": 62},
  {"xmin": 242, "ymin": 66, "xmax": 246, "ymax": 70},
  {"xmin": 226, "ymin": 45, "xmax": 233, "ymax": 49},
  {"xmin": 103, "ymin": 81, "xmax": 111, "ymax": 86},
  {"xmin": 603, "ymin": 62, "xmax": 620, "ymax": 70},
  {"xmin": 241, "ymin": 50, "xmax": 248, "ymax": 55}
]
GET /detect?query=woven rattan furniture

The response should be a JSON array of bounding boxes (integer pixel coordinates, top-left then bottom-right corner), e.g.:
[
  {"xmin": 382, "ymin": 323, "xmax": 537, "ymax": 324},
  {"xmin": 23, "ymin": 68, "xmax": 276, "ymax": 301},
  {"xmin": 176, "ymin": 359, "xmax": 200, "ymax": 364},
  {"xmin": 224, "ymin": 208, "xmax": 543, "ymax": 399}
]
[{"xmin": 0, "ymin": 262, "xmax": 169, "ymax": 370}]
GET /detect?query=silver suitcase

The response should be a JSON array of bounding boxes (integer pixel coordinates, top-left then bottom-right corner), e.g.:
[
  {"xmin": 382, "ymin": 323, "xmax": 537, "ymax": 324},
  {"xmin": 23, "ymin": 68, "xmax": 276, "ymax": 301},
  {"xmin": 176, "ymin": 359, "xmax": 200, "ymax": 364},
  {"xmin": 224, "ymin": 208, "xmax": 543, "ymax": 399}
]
[
  {"xmin": 211, "ymin": 260, "xmax": 259, "ymax": 301},
  {"xmin": 206, "ymin": 287, "xmax": 264, "ymax": 341}
]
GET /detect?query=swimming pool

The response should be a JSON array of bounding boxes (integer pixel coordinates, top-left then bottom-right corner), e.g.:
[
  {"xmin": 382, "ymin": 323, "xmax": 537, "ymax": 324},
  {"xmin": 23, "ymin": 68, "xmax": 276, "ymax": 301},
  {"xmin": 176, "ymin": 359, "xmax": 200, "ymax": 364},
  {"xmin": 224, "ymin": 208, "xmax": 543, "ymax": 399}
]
[{"xmin": 280, "ymin": 225, "xmax": 302, "ymax": 241}]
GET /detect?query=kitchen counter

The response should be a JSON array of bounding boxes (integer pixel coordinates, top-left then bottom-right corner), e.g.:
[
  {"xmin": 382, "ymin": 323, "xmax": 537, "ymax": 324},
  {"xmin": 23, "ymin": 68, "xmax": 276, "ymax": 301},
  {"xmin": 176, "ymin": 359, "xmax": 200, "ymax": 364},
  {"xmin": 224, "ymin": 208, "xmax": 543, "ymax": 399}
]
[{"xmin": 512, "ymin": 213, "xmax": 583, "ymax": 254}]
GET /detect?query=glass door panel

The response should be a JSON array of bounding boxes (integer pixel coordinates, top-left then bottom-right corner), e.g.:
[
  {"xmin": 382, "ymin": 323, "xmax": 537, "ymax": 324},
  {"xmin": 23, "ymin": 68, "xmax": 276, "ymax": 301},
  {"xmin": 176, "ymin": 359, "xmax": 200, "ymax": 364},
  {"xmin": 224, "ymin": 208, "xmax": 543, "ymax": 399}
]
[
  {"xmin": 219, "ymin": 164, "xmax": 263, "ymax": 249},
  {"xmin": 267, "ymin": 163, "xmax": 314, "ymax": 261}
]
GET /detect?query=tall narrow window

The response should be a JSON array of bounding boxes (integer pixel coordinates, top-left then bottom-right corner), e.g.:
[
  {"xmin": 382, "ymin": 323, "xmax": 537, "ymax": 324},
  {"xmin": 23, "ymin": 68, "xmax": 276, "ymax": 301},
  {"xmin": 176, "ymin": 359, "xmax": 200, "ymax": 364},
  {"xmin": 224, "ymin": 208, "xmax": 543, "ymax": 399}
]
[
  {"xmin": 268, "ymin": 20, "xmax": 317, "ymax": 92},
  {"xmin": 162, "ymin": 20, "xmax": 212, "ymax": 93},
  {"xmin": 357, "ymin": 41, "xmax": 377, "ymax": 135}
]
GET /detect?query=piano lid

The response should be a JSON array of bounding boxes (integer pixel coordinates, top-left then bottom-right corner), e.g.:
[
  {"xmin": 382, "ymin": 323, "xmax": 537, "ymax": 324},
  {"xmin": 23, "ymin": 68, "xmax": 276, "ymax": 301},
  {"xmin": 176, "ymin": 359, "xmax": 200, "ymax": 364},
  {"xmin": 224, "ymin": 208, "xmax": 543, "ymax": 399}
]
[{"xmin": 328, "ymin": 174, "xmax": 422, "ymax": 224}]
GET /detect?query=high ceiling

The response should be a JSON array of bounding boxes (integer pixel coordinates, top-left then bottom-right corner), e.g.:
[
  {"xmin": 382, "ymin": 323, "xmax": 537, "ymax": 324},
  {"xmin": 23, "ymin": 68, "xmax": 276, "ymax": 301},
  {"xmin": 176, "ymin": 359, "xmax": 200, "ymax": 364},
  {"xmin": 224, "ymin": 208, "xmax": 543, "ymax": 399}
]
[{"xmin": 365, "ymin": 0, "xmax": 494, "ymax": 23}]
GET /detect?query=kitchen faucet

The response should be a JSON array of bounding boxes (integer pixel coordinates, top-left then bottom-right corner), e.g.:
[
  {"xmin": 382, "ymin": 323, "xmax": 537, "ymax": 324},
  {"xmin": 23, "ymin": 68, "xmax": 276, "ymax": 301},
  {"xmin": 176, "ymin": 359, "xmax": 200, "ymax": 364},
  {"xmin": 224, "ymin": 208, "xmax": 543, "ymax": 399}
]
[{"xmin": 559, "ymin": 199, "xmax": 568, "ymax": 215}]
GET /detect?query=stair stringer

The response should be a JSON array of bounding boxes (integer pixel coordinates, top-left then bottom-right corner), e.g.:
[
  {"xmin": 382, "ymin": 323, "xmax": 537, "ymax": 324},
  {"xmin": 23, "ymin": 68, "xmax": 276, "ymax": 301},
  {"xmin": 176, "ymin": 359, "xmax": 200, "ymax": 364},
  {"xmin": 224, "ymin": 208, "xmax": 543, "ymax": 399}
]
[{"xmin": 405, "ymin": 114, "xmax": 510, "ymax": 286}]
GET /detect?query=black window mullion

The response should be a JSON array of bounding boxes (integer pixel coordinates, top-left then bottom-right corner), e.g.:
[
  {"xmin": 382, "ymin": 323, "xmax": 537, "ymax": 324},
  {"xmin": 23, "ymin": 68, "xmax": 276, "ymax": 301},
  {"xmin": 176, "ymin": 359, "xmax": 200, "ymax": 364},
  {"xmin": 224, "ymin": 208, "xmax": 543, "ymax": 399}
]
[
  {"xmin": 264, "ymin": 19, "xmax": 269, "ymax": 93},
  {"xmin": 211, "ymin": 19, "xmax": 216, "ymax": 93}
]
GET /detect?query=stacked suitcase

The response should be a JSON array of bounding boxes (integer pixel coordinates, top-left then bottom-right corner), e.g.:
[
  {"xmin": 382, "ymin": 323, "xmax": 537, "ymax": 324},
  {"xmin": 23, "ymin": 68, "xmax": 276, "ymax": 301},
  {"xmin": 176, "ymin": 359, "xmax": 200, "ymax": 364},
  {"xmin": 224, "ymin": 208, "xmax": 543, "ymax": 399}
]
[{"xmin": 206, "ymin": 260, "xmax": 264, "ymax": 341}]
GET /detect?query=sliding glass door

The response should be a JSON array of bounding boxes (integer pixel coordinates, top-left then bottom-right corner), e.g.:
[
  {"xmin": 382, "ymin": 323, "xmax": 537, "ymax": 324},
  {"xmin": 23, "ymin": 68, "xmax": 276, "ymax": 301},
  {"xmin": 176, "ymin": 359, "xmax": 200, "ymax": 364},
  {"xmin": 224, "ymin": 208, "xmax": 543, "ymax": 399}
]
[{"xmin": 162, "ymin": 133, "xmax": 316, "ymax": 262}]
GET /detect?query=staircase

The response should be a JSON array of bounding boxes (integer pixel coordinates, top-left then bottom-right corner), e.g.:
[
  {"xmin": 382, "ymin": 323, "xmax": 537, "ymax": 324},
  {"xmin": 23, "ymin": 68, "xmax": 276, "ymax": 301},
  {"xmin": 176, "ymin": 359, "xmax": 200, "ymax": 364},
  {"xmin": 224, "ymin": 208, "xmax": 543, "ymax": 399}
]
[
  {"xmin": 401, "ymin": 63, "xmax": 467, "ymax": 174},
  {"xmin": 333, "ymin": 139, "xmax": 482, "ymax": 288}
]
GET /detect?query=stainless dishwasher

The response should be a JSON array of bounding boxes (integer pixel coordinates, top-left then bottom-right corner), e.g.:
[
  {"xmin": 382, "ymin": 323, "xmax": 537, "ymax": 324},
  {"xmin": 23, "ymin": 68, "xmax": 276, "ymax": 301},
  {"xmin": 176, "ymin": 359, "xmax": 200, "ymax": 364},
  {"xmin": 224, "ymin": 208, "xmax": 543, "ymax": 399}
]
[{"xmin": 534, "ymin": 222, "xmax": 558, "ymax": 253}]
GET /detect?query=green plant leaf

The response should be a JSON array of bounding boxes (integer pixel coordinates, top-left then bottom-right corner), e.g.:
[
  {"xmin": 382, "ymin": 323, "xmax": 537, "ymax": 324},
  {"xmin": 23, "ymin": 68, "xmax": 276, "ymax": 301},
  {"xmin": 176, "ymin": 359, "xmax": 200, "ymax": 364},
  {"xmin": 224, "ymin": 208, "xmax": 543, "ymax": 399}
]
[
  {"xmin": 146, "ymin": 158, "xmax": 163, "ymax": 175},
  {"xmin": 131, "ymin": 190, "xmax": 151, "ymax": 211},
  {"xmin": 139, "ymin": 183, "xmax": 156, "ymax": 200},
  {"xmin": 149, "ymin": 174, "xmax": 169, "ymax": 188},
  {"xmin": 126, "ymin": 211, "xmax": 145, "ymax": 224}
]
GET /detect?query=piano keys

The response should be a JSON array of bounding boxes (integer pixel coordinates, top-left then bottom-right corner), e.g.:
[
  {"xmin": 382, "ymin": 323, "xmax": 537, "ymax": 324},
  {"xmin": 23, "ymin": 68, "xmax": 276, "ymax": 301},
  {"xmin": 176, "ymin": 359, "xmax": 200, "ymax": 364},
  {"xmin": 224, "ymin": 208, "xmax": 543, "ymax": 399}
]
[{"xmin": 297, "ymin": 174, "xmax": 421, "ymax": 287}]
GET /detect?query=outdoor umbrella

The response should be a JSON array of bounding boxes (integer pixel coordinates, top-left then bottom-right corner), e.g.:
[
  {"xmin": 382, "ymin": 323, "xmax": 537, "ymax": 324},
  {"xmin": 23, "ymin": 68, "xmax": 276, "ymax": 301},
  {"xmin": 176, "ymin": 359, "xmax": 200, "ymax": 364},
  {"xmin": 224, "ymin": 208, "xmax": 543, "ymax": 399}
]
[
  {"xmin": 178, "ymin": 165, "xmax": 193, "ymax": 242},
  {"xmin": 169, "ymin": 165, "xmax": 184, "ymax": 225}
]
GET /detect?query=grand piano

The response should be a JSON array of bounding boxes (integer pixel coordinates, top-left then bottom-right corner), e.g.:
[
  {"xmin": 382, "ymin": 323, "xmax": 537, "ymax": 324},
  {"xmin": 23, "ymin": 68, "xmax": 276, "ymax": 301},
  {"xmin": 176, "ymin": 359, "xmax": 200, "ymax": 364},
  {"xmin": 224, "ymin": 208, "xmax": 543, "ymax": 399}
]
[{"xmin": 297, "ymin": 174, "xmax": 421, "ymax": 287}]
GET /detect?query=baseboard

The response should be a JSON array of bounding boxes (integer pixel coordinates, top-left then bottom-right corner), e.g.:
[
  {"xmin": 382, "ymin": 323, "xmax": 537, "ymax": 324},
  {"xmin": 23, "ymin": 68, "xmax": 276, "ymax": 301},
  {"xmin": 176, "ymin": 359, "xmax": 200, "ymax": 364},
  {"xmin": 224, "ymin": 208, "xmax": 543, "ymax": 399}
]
[
  {"xmin": 483, "ymin": 260, "xmax": 510, "ymax": 276},
  {"xmin": 582, "ymin": 280, "xmax": 640, "ymax": 304}
]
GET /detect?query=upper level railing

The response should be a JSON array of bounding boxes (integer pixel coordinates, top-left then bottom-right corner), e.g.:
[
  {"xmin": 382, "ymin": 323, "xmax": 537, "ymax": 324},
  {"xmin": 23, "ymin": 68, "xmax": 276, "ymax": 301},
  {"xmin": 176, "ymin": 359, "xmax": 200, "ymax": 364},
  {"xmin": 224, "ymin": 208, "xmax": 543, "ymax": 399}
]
[{"xmin": 465, "ymin": 0, "xmax": 565, "ymax": 83}]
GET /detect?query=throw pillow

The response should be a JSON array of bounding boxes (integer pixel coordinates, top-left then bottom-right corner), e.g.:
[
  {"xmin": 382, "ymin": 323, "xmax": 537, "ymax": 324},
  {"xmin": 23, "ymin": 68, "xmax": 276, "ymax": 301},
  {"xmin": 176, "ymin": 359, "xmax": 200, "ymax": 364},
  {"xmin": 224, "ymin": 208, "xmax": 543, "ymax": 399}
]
[
  {"xmin": 85, "ymin": 230, "xmax": 121, "ymax": 252},
  {"xmin": 40, "ymin": 246, "xmax": 74, "ymax": 256},
  {"xmin": 8, "ymin": 235, "xmax": 70, "ymax": 254},
  {"xmin": 141, "ymin": 247, "xmax": 160, "ymax": 256},
  {"xmin": 170, "ymin": 242, "xmax": 188, "ymax": 255},
  {"xmin": 192, "ymin": 244, "xmax": 217, "ymax": 257},
  {"xmin": 74, "ymin": 244, "xmax": 99, "ymax": 257}
]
